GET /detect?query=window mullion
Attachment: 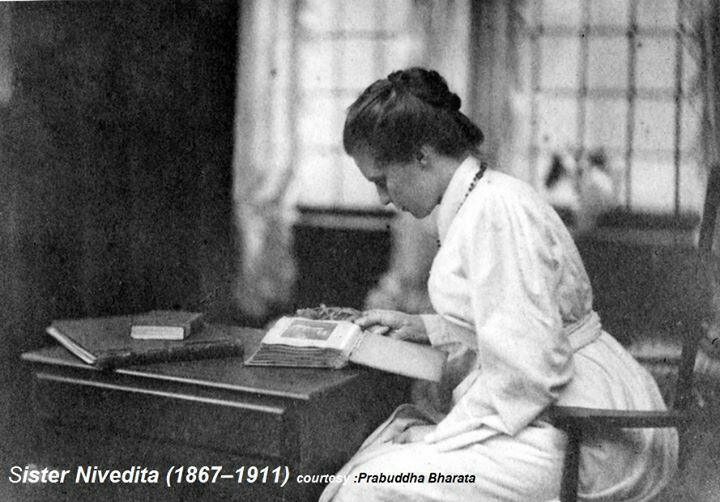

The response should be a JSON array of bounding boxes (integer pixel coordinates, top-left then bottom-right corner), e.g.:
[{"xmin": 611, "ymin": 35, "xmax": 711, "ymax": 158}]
[
  {"xmin": 625, "ymin": 0, "xmax": 639, "ymax": 209},
  {"xmin": 578, "ymin": 0, "xmax": 590, "ymax": 155},
  {"xmin": 673, "ymin": 0, "xmax": 685, "ymax": 215},
  {"xmin": 529, "ymin": 0, "xmax": 542, "ymax": 189},
  {"xmin": 331, "ymin": 0, "xmax": 344, "ymax": 207}
]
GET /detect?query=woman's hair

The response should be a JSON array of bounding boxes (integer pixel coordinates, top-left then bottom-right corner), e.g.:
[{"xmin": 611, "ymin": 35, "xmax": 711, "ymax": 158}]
[{"xmin": 343, "ymin": 67, "xmax": 484, "ymax": 166}]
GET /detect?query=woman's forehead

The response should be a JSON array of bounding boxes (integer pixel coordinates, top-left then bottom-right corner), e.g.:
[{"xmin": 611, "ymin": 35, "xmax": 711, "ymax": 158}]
[{"xmin": 352, "ymin": 148, "xmax": 384, "ymax": 180}]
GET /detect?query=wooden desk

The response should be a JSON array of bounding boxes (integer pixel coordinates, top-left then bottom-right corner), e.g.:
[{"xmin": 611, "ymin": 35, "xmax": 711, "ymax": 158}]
[{"xmin": 20, "ymin": 328, "xmax": 409, "ymax": 501}]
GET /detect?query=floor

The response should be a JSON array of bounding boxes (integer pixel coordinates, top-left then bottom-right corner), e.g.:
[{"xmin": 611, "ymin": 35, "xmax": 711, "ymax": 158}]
[
  {"xmin": 633, "ymin": 343, "xmax": 720, "ymax": 501},
  {"xmin": 655, "ymin": 397, "xmax": 720, "ymax": 501}
]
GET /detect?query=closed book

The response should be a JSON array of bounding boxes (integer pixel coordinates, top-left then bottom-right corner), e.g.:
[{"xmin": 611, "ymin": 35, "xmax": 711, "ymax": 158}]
[
  {"xmin": 130, "ymin": 310, "xmax": 205, "ymax": 340},
  {"xmin": 46, "ymin": 315, "xmax": 244, "ymax": 370},
  {"xmin": 245, "ymin": 316, "xmax": 446, "ymax": 382}
]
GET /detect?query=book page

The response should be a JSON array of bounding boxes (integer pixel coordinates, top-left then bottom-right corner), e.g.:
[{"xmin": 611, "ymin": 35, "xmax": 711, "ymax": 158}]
[
  {"xmin": 261, "ymin": 317, "xmax": 361, "ymax": 353},
  {"xmin": 349, "ymin": 332, "xmax": 446, "ymax": 382}
]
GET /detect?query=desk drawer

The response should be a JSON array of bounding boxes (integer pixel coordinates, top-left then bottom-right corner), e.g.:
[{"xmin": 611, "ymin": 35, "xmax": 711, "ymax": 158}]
[{"xmin": 33, "ymin": 372, "xmax": 289, "ymax": 460}]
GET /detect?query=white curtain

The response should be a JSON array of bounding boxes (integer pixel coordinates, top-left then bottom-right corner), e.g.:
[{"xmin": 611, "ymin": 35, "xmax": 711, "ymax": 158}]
[
  {"xmin": 233, "ymin": 0, "xmax": 299, "ymax": 320},
  {"xmin": 469, "ymin": 0, "xmax": 526, "ymax": 176}
]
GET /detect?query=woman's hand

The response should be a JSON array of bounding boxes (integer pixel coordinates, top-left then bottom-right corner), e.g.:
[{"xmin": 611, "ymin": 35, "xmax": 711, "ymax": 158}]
[
  {"xmin": 392, "ymin": 425, "xmax": 435, "ymax": 444},
  {"xmin": 354, "ymin": 309, "xmax": 429, "ymax": 344}
]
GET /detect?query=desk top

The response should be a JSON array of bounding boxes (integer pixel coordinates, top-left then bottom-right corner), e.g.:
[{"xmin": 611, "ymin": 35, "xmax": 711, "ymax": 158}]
[{"xmin": 21, "ymin": 327, "xmax": 375, "ymax": 401}]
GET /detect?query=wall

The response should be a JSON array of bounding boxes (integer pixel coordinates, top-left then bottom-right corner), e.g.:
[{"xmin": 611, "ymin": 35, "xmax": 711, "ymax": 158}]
[
  {"xmin": 0, "ymin": 0, "xmax": 238, "ymax": 463},
  {"xmin": 576, "ymin": 217, "xmax": 710, "ymax": 346},
  {"xmin": 293, "ymin": 208, "xmax": 394, "ymax": 312}
]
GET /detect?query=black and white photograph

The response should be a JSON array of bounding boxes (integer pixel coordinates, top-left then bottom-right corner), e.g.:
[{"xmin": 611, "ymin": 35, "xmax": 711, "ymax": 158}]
[
  {"xmin": 281, "ymin": 320, "xmax": 336, "ymax": 341},
  {"xmin": 1, "ymin": 0, "xmax": 719, "ymax": 501}
]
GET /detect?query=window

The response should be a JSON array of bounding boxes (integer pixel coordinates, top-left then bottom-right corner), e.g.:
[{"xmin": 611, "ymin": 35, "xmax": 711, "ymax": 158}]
[
  {"xmin": 291, "ymin": 0, "xmax": 419, "ymax": 209},
  {"xmin": 517, "ymin": 0, "xmax": 703, "ymax": 214},
  {"xmin": 288, "ymin": 0, "xmax": 704, "ymax": 215}
]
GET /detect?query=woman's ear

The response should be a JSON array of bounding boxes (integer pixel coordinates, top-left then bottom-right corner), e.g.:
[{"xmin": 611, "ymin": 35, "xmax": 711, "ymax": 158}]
[{"xmin": 416, "ymin": 145, "xmax": 433, "ymax": 166}]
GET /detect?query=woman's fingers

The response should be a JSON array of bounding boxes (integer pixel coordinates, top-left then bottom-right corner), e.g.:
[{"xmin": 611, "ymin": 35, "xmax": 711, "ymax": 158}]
[
  {"xmin": 355, "ymin": 310, "xmax": 429, "ymax": 343},
  {"xmin": 367, "ymin": 325, "xmax": 391, "ymax": 336},
  {"xmin": 354, "ymin": 309, "xmax": 407, "ymax": 330}
]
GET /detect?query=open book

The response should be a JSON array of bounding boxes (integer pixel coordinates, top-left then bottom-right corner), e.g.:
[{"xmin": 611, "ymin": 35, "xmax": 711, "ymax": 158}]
[{"xmin": 245, "ymin": 316, "xmax": 446, "ymax": 382}]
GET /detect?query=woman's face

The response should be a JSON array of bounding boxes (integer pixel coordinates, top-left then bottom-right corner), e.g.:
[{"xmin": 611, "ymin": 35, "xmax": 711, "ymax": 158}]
[{"xmin": 352, "ymin": 148, "xmax": 439, "ymax": 219}]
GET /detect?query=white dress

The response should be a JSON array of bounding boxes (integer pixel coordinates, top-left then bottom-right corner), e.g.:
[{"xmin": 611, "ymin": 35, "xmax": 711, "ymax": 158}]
[{"xmin": 320, "ymin": 157, "xmax": 678, "ymax": 502}]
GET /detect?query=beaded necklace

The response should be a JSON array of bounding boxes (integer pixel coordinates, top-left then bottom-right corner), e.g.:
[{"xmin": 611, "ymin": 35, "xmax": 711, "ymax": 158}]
[
  {"xmin": 437, "ymin": 160, "xmax": 488, "ymax": 248},
  {"xmin": 463, "ymin": 160, "xmax": 487, "ymax": 202}
]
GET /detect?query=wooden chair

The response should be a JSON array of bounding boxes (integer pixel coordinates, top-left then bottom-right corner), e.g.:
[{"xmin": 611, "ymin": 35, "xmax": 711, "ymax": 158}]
[{"xmin": 550, "ymin": 163, "xmax": 720, "ymax": 502}]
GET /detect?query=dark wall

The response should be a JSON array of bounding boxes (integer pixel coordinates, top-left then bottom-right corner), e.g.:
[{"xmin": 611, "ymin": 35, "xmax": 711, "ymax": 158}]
[
  {"xmin": 577, "ymin": 235, "xmax": 711, "ymax": 346},
  {"xmin": 0, "ymin": 0, "xmax": 238, "ymax": 460},
  {"xmin": 294, "ymin": 223, "xmax": 393, "ymax": 311}
]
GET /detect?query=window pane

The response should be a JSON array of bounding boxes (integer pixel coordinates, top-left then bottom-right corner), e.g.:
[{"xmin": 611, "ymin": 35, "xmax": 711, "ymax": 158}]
[
  {"xmin": 381, "ymin": 37, "xmax": 421, "ymax": 75},
  {"xmin": 382, "ymin": 0, "xmax": 414, "ymax": 31},
  {"xmin": 299, "ymin": 40, "xmax": 335, "ymax": 90},
  {"xmin": 681, "ymin": 100, "xmax": 701, "ymax": 153},
  {"xmin": 510, "ymin": 153, "xmax": 535, "ymax": 186},
  {"xmin": 633, "ymin": 99, "xmax": 675, "ymax": 151},
  {"xmin": 338, "ymin": 39, "xmax": 380, "ymax": 89},
  {"xmin": 587, "ymin": 37, "xmax": 628, "ymax": 89},
  {"xmin": 585, "ymin": 98, "xmax": 627, "ymax": 149},
  {"xmin": 300, "ymin": 0, "xmax": 338, "ymax": 34},
  {"xmin": 295, "ymin": 150, "xmax": 343, "ymax": 207},
  {"xmin": 636, "ymin": 36, "xmax": 676, "ymax": 90},
  {"xmin": 678, "ymin": 155, "xmax": 704, "ymax": 213},
  {"xmin": 298, "ymin": 95, "xmax": 342, "ymax": 147},
  {"xmin": 517, "ymin": 32, "xmax": 534, "ymax": 93},
  {"xmin": 637, "ymin": 0, "xmax": 677, "ymax": 29},
  {"xmin": 629, "ymin": 152, "xmax": 675, "ymax": 211},
  {"xmin": 589, "ymin": 0, "xmax": 629, "ymax": 26},
  {"xmin": 540, "ymin": 37, "xmax": 580, "ymax": 89},
  {"xmin": 536, "ymin": 96, "xmax": 578, "ymax": 148},
  {"xmin": 541, "ymin": 0, "xmax": 582, "ymax": 27},
  {"xmin": 340, "ymin": 0, "xmax": 380, "ymax": 31}
]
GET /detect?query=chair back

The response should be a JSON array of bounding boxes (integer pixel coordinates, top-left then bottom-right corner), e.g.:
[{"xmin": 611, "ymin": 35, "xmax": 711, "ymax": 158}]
[{"xmin": 673, "ymin": 163, "xmax": 720, "ymax": 411}]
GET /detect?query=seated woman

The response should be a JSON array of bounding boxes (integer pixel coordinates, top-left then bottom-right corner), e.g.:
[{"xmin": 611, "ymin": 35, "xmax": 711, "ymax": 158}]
[{"xmin": 319, "ymin": 68, "xmax": 678, "ymax": 502}]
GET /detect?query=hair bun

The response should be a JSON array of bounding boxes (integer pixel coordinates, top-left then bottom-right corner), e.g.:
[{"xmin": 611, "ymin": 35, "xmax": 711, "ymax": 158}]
[
  {"xmin": 387, "ymin": 70, "xmax": 404, "ymax": 84},
  {"xmin": 387, "ymin": 68, "xmax": 461, "ymax": 112},
  {"xmin": 448, "ymin": 93, "xmax": 461, "ymax": 111}
]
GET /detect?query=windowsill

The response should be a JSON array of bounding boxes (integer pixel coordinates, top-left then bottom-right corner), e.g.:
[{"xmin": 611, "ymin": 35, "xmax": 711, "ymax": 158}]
[
  {"xmin": 557, "ymin": 207, "xmax": 701, "ymax": 248},
  {"xmin": 294, "ymin": 205, "xmax": 702, "ymax": 245},
  {"xmin": 584, "ymin": 226, "xmax": 698, "ymax": 247},
  {"xmin": 295, "ymin": 205, "xmax": 396, "ymax": 232}
]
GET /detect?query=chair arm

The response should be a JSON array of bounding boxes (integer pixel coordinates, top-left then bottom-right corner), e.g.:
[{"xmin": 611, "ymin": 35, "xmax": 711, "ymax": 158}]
[{"xmin": 549, "ymin": 406, "xmax": 686, "ymax": 429}]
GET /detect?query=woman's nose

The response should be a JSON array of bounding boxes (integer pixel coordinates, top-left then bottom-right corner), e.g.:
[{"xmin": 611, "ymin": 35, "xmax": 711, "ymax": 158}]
[{"xmin": 377, "ymin": 187, "xmax": 391, "ymax": 206}]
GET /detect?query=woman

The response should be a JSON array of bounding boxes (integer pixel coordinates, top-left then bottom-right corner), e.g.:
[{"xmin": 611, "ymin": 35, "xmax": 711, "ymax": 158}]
[{"xmin": 319, "ymin": 68, "xmax": 677, "ymax": 502}]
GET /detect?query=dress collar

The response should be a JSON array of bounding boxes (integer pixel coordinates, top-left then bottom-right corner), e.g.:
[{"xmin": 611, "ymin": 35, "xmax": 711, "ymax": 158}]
[{"xmin": 436, "ymin": 156, "xmax": 484, "ymax": 244}]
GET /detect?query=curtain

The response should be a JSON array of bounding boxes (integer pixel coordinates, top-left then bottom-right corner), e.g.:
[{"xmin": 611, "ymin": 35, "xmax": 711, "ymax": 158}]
[
  {"xmin": 686, "ymin": 0, "xmax": 720, "ymax": 170},
  {"xmin": 685, "ymin": 0, "xmax": 720, "ymax": 357},
  {"xmin": 469, "ymin": 0, "xmax": 526, "ymax": 176},
  {"xmin": 233, "ymin": 0, "xmax": 299, "ymax": 320}
]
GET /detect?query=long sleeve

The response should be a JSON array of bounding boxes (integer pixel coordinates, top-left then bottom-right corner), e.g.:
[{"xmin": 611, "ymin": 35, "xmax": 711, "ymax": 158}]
[{"xmin": 425, "ymin": 173, "xmax": 575, "ymax": 446}]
